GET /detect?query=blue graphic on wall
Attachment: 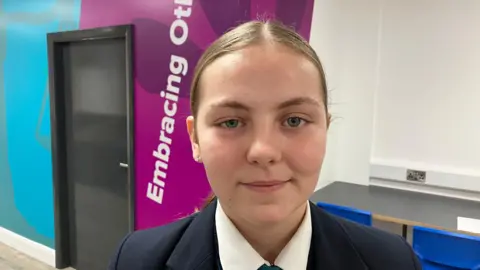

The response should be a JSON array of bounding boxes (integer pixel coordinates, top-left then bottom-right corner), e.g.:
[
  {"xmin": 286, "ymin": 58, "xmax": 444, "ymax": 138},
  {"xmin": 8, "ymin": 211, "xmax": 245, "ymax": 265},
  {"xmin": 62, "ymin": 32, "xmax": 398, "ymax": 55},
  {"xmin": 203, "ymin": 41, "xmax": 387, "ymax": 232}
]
[{"xmin": 0, "ymin": 0, "xmax": 82, "ymax": 248}]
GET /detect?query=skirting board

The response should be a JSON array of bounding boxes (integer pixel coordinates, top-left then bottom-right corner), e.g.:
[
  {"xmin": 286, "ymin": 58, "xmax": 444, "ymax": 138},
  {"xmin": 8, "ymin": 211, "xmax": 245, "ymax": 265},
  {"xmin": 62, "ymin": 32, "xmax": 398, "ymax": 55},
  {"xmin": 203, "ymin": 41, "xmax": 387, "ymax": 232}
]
[
  {"xmin": 370, "ymin": 160, "xmax": 480, "ymax": 202},
  {"xmin": 0, "ymin": 226, "xmax": 55, "ymax": 267}
]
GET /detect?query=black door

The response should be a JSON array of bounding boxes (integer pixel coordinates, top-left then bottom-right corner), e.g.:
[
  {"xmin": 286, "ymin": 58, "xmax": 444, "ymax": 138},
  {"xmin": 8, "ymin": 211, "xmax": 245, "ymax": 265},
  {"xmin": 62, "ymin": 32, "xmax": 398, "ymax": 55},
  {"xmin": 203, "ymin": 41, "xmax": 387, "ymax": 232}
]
[{"xmin": 57, "ymin": 37, "xmax": 131, "ymax": 269}]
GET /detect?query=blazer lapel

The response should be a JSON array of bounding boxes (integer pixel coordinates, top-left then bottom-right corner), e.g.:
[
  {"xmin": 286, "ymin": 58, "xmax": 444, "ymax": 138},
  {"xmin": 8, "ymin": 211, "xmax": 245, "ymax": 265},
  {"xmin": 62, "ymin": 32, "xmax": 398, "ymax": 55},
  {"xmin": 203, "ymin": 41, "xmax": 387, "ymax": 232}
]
[
  {"xmin": 166, "ymin": 201, "xmax": 218, "ymax": 270},
  {"xmin": 166, "ymin": 200, "xmax": 369, "ymax": 270},
  {"xmin": 307, "ymin": 201, "xmax": 369, "ymax": 270}
]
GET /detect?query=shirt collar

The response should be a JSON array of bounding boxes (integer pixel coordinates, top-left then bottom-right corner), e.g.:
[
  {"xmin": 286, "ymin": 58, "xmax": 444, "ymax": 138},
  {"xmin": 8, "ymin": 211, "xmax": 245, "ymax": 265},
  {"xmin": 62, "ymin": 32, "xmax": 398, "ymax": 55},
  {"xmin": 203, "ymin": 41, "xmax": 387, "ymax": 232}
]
[{"xmin": 215, "ymin": 202, "xmax": 312, "ymax": 270}]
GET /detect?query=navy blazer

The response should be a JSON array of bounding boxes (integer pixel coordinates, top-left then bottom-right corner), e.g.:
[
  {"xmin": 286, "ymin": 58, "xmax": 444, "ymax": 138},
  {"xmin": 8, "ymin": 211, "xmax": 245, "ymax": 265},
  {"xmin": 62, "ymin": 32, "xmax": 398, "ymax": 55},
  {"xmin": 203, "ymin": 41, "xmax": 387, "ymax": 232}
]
[{"xmin": 108, "ymin": 200, "xmax": 422, "ymax": 270}]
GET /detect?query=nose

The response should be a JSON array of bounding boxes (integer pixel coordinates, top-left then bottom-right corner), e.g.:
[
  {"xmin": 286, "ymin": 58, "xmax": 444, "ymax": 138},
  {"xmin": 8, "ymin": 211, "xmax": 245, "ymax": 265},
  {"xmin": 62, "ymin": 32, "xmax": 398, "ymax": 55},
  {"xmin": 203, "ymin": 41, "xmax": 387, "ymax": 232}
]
[{"xmin": 246, "ymin": 127, "xmax": 282, "ymax": 167}]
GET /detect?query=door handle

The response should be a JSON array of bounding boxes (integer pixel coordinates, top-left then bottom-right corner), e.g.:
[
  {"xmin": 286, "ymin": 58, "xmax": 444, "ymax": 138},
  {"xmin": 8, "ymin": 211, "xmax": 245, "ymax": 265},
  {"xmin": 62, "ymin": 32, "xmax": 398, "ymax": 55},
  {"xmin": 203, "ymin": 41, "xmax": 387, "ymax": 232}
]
[{"xmin": 119, "ymin": 162, "xmax": 129, "ymax": 168}]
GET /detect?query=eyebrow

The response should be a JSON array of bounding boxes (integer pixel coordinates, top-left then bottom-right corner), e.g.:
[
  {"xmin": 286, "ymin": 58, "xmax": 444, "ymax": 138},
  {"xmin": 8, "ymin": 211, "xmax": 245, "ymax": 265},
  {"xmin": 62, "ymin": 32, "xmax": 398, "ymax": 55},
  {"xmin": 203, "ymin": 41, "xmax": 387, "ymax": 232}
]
[
  {"xmin": 210, "ymin": 97, "xmax": 322, "ymax": 111},
  {"xmin": 277, "ymin": 97, "xmax": 322, "ymax": 110}
]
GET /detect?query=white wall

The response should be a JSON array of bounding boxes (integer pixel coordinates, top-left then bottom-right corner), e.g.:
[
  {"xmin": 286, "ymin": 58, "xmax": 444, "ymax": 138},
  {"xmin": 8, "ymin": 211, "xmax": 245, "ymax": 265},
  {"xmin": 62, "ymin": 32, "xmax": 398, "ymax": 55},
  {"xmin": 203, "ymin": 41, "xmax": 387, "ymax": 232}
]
[
  {"xmin": 311, "ymin": 0, "xmax": 480, "ymax": 199},
  {"xmin": 371, "ymin": 0, "xmax": 480, "ymax": 197},
  {"xmin": 311, "ymin": 0, "xmax": 382, "ymax": 188}
]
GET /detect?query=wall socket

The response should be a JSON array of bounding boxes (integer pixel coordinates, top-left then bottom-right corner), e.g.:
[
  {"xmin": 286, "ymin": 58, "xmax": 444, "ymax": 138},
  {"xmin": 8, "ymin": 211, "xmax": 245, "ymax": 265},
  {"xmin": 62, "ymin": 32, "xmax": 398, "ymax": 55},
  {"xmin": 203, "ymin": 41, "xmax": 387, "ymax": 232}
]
[{"xmin": 406, "ymin": 169, "xmax": 427, "ymax": 183}]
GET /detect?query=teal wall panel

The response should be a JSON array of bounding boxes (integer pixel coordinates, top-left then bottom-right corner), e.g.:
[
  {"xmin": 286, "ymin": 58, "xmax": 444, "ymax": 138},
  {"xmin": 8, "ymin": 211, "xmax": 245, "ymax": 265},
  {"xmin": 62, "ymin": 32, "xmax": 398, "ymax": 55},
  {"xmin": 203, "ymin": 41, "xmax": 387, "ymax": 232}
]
[{"xmin": 0, "ymin": 0, "xmax": 81, "ymax": 248}]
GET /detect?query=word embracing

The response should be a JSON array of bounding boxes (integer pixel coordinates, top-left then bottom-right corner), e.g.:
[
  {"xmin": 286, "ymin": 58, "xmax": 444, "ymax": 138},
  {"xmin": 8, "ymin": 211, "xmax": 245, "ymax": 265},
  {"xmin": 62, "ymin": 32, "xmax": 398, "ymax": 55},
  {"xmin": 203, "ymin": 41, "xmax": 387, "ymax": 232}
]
[{"xmin": 147, "ymin": 0, "xmax": 192, "ymax": 204}]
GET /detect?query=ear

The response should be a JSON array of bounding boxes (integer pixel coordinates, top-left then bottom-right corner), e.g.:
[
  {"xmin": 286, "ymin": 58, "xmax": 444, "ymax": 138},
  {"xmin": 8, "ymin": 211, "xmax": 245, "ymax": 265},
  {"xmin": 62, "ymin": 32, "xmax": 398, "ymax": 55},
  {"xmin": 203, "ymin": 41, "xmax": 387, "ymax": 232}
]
[{"xmin": 186, "ymin": 116, "xmax": 201, "ymax": 162}]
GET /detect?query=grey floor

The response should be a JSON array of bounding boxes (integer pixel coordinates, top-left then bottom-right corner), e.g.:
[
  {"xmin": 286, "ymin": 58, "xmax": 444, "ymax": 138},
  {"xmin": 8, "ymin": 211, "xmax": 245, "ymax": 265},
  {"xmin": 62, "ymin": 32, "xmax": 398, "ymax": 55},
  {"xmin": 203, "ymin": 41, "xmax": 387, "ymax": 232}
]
[{"xmin": 0, "ymin": 242, "xmax": 56, "ymax": 270}]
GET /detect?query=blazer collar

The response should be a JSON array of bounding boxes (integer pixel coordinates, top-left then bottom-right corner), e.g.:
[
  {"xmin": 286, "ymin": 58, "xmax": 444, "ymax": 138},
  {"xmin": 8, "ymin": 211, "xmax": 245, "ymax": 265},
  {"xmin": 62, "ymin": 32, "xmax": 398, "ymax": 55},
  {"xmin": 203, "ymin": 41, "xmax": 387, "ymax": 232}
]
[
  {"xmin": 166, "ymin": 200, "xmax": 218, "ymax": 270},
  {"xmin": 307, "ymin": 201, "xmax": 369, "ymax": 270},
  {"xmin": 166, "ymin": 200, "xmax": 368, "ymax": 270}
]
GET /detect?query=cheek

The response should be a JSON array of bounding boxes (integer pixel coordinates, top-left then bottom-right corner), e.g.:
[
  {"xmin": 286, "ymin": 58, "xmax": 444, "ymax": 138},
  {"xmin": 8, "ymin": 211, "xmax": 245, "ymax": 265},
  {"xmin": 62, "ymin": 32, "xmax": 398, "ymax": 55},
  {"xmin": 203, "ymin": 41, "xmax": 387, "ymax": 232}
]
[
  {"xmin": 197, "ymin": 129, "xmax": 243, "ymax": 186},
  {"xmin": 199, "ymin": 130, "xmax": 241, "ymax": 163},
  {"xmin": 287, "ymin": 131, "xmax": 327, "ymax": 177}
]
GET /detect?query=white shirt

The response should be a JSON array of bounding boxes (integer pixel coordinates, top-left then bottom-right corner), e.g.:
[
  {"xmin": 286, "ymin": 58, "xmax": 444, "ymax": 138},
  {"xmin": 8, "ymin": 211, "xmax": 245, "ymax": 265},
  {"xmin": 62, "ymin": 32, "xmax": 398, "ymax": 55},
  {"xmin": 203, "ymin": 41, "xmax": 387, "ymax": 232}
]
[{"xmin": 215, "ymin": 202, "xmax": 312, "ymax": 270}]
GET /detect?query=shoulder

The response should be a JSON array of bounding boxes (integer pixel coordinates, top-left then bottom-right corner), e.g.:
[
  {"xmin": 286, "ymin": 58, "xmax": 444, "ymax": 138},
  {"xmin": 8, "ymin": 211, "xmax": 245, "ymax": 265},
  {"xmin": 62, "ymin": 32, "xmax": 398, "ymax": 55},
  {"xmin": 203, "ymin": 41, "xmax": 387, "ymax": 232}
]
[
  {"xmin": 108, "ymin": 215, "xmax": 196, "ymax": 270},
  {"xmin": 333, "ymin": 216, "xmax": 422, "ymax": 269}
]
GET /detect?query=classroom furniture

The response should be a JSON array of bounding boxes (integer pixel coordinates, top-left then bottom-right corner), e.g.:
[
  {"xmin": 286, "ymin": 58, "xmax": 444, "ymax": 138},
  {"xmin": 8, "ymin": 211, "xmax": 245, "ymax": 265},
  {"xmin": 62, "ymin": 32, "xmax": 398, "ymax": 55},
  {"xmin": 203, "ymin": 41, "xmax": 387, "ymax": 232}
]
[
  {"xmin": 413, "ymin": 226, "xmax": 480, "ymax": 269},
  {"xmin": 317, "ymin": 201, "xmax": 372, "ymax": 226},
  {"xmin": 310, "ymin": 182, "xmax": 480, "ymax": 237}
]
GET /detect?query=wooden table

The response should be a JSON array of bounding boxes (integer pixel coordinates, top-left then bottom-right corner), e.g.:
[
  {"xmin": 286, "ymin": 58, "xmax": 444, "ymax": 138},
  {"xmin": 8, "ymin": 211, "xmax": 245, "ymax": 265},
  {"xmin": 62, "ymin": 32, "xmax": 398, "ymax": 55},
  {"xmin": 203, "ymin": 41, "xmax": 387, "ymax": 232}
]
[{"xmin": 310, "ymin": 182, "xmax": 480, "ymax": 237}]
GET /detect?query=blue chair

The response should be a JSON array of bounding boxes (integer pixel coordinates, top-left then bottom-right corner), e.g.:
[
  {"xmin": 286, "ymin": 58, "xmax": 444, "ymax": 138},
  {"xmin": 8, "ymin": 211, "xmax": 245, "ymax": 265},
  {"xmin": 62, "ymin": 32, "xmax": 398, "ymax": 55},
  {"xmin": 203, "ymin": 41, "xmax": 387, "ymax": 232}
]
[
  {"xmin": 316, "ymin": 201, "xmax": 372, "ymax": 226},
  {"xmin": 413, "ymin": 226, "xmax": 480, "ymax": 270}
]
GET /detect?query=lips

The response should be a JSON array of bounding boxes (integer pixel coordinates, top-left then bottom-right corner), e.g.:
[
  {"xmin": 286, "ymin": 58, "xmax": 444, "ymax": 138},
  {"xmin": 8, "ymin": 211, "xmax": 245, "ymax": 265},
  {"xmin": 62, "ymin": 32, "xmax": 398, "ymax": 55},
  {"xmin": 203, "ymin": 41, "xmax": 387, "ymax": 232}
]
[{"xmin": 242, "ymin": 180, "xmax": 289, "ymax": 193}]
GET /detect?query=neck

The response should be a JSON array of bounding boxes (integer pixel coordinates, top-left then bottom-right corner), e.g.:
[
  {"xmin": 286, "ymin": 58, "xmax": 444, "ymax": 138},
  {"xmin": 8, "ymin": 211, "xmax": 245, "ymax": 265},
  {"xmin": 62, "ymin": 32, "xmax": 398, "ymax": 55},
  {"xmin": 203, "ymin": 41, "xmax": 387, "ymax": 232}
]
[{"xmin": 227, "ymin": 202, "xmax": 308, "ymax": 264}]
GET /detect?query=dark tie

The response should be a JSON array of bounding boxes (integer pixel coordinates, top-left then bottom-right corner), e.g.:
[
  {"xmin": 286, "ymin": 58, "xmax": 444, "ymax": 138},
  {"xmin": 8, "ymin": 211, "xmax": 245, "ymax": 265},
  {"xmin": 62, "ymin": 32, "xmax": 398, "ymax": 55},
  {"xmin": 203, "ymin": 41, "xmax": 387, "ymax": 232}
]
[{"xmin": 258, "ymin": 264, "xmax": 282, "ymax": 270}]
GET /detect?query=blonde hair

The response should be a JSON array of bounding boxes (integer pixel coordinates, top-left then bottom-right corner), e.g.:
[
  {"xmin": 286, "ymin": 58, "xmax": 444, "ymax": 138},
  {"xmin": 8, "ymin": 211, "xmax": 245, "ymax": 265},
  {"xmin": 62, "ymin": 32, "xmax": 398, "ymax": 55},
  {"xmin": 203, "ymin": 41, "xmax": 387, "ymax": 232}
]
[{"xmin": 190, "ymin": 20, "xmax": 329, "ymax": 208}]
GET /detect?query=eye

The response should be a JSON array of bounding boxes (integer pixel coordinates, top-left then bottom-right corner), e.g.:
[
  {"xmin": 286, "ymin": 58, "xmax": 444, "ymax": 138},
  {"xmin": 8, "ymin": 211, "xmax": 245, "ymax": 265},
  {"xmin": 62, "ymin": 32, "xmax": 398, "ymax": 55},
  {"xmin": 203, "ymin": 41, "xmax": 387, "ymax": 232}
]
[
  {"xmin": 220, "ymin": 119, "xmax": 242, "ymax": 129},
  {"xmin": 284, "ymin": 116, "xmax": 306, "ymax": 128}
]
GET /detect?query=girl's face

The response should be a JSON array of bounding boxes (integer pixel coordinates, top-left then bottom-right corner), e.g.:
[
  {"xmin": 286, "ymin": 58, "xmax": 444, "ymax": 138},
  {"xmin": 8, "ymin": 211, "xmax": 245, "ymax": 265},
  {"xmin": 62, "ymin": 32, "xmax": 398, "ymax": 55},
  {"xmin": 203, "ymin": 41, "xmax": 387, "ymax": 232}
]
[{"xmin": 187, "ymin": 43, "xmax": 328, "ymax": 225}]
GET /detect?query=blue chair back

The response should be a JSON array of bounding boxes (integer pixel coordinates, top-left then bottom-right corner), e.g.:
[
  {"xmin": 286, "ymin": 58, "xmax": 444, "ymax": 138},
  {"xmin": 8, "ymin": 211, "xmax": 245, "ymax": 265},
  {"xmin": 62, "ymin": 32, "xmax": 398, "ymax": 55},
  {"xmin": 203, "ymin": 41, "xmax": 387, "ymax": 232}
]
[
  {"xmin": 316, "ymin": 201, "xmax": 372, "ymax": 226},
  {"xmin": 413, "ymin": 226, "xmax": 480, "ymax": 270}
]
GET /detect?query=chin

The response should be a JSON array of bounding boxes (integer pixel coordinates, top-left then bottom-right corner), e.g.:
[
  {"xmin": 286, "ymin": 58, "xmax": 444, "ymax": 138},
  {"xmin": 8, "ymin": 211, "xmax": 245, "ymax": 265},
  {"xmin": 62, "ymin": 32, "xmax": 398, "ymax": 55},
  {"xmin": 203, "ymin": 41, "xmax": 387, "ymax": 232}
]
[{"xmin": 245, "ymin": 204, "xmax": 291, "ymax": 224}]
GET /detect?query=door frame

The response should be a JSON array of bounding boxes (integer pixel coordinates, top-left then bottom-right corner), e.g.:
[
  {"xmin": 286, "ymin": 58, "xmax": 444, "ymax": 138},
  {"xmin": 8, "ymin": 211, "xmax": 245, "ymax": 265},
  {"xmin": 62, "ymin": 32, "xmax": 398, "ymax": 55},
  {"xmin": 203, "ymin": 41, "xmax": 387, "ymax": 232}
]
[{"xmin": 47, "ymin": 24, "xmax": 135, "ymax": 268}]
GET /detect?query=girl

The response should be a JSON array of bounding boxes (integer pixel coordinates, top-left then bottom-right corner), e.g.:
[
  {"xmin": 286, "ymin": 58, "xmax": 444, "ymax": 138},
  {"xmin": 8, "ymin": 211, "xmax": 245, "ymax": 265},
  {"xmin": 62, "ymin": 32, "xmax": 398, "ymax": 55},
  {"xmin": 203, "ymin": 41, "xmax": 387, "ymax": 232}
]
[{"xmin": 109, "ymin": 20, "xmax": 421, "ymax": 270}]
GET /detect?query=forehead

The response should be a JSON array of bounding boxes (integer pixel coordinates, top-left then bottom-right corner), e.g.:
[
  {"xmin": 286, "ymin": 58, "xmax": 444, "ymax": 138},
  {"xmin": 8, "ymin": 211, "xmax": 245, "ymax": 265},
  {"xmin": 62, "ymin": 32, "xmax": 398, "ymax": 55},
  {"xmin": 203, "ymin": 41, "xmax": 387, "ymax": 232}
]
[{"xmin": 198, "ymin": 43, "xmax": 323, "ymax": 109}]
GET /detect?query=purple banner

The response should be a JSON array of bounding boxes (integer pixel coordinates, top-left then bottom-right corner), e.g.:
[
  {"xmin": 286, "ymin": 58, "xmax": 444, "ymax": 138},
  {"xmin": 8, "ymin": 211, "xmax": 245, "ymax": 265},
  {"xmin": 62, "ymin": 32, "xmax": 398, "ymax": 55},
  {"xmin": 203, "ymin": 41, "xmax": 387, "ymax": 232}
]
[{"xmin": 79, "ymin": 0, "xmax": 314, "ymax": 230}]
